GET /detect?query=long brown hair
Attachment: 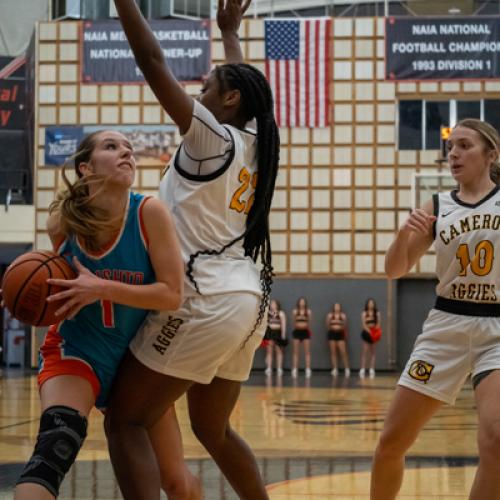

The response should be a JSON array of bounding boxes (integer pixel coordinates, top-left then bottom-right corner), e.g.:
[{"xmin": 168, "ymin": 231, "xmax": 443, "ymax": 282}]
[
  {"xmin": 49, "ymin": 131, "xmax": 121, "ymax": 252},
  {"xmin": 270, "ymin": 298, "xmax": 282, "ymax": 312},
  {"xmin": 455, "ymin": 119, "xmax": 500, "ymax": 185},
  {"xmin": 296, "ymin": 297, "xmax": 309, "ymax": 315}
]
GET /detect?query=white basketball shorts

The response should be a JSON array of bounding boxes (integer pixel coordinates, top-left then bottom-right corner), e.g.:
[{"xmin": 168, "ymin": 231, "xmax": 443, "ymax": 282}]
[
  {"xmin": 129, "ymin": 292, "xmax": 266, "ymax": 384},
  {"xmin": 399, "ymin": 309, "xmax": 500, "ymax": 405}
]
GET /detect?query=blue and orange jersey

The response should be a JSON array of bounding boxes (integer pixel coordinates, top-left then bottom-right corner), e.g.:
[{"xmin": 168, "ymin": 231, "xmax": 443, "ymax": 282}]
[{"xmin": 55, "ymin": 191, "xmax": 154, "ymax": 381}]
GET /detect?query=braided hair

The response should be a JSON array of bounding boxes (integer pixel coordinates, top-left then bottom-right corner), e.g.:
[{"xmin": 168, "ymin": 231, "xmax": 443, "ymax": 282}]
[{"xmin": 186, "ymin": 63, "xmax": 280, "ymax": 341}]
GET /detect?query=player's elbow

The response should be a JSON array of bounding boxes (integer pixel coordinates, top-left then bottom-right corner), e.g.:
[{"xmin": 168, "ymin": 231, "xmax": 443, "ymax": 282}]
[
  {"xmin": 385, "ymin": 269, "xmax": 400, "ymax": 280},
  {"xmin": 168, "ymin": 289, "xmax": 183, "ymax": 311},
  {"xmin": 160, "ymin": 282, "xmax": 183, "ymax": 311},
  {"xmin": 135, "ymin": 50, "xmax": 165, "ymax": 76},
  {"xmin": 384, "ymin": 259, "xmax": 404, "ymax": 280},
  {"xmin": 385, "ymin": 263, "xmax": 407, "ymax": 280}
]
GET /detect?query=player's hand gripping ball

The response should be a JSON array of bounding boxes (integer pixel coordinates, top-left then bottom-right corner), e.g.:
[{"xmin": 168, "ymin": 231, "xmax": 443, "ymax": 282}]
[{"xmin": 1, "ymin": 251, "xmax": 76, "ymax": 326}]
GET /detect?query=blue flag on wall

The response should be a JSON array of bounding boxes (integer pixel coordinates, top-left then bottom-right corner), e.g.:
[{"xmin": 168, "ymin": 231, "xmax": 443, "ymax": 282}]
[{"xmin": 45, "ymin": 127, "xmax": 84, "ymax": 166}]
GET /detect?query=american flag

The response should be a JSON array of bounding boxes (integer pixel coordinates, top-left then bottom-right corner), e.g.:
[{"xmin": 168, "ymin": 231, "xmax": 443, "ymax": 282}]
[{"xmin": 265, "ymin": 18, "xmax": 332, "ymax": 128}]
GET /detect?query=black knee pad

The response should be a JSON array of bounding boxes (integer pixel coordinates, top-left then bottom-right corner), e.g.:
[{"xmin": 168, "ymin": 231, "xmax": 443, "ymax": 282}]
[{"xmin": 16, "ymin": 405, "xmax": 88, "ymax": 496}]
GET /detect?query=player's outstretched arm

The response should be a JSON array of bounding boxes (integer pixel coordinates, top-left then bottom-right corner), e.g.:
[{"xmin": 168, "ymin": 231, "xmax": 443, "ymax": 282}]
[
  {"xmin": 113, "ymin": 0, "xmax": 193, "ymax": 134},
  {"xmin": 217, "ymin": 0, "xmax": 251, "ymax": 64}
]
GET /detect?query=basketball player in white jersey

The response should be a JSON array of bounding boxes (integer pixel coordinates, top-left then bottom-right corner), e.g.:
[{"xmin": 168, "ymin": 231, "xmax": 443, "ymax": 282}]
[
  {"xmin": 106, "ymin": 1, "xmax": 279, "ymax": 499},
  {"xmin": 371, "ymin": 118, "xmax": 500, "ymax": 499}
]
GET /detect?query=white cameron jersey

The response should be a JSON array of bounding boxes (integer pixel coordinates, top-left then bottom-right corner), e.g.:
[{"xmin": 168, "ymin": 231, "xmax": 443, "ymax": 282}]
[
  {"xmin": 433, "ymin": 187, "xmax": 500, "ymax": 314},
  {"xmin": 159, "ymin": 101, "xmax": 261, "ymax": 297}
]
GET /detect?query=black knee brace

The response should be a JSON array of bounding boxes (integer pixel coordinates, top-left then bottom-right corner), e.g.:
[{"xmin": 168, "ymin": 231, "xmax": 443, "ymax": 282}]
[{"xmin": 16, "ymin": 405, "xmax": 88, "ymax": 496}]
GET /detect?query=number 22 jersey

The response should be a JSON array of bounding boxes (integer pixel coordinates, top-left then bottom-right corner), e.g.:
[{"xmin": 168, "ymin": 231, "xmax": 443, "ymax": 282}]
[{"xmin": 159, "ymin": 100, "xmax": 262, "ymax": 298}]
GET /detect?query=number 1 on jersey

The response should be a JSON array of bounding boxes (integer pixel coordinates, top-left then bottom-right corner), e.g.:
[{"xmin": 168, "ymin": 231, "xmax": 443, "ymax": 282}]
[{"xmin": 101, "ymin": 300, "xmax": 115, "ymax": 328}]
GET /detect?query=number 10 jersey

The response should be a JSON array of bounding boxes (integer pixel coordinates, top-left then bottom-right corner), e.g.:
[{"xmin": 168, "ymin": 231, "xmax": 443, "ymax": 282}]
[{"xmin": 433, "ymin": 186, "xmax": 500, "ymax": 315}]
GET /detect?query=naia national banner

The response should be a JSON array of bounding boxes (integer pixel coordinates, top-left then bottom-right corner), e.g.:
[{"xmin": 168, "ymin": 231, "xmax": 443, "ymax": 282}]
[
  {"xmin": 82, "ymin": 19, "xmax": 211, "ymax": 83},
  {"xmin": 386, "ymin": 16, "xmax": 500, "ymax": 80}
]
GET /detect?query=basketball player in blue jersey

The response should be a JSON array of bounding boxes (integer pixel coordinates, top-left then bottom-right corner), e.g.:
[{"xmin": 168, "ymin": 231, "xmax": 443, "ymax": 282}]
[
  {"xmin": 371, "ymin": 119, "xmax": 500, "ymax": 499},
  {"xmin": 106, "ymin": 0, "xmax": 279, "ymax": 498},
  {"xmin": 14, "ymin": 131, "xmax": 200, "ymax": 500}
]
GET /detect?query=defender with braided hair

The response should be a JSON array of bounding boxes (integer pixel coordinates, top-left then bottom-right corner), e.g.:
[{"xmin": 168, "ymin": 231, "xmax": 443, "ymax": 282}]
[{"xmin": 106, "ymin": 1, "xmax": 278, "ymax": 499}]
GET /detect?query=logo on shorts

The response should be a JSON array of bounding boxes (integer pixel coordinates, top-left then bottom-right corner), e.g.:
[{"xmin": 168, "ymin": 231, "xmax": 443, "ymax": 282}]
[
  {"xmin": 152, "ymin": 316, "xmax": 183, "ymax": 355},
  {"xmin": 408, "ymin": 360, "xmax": 434, "ymax": 383}
]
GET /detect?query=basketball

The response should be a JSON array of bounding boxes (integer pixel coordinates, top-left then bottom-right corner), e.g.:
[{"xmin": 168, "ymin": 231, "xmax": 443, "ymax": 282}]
[{"xmin": 1, "ymin": 250, "xmax": 76, "ymax": 326}]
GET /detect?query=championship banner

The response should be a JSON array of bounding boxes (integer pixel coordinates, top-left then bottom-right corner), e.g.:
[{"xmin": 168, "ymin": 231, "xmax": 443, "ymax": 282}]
[
  {"xmin": 82, "ymin": 19, "xmax": 211, "ymax": 83},
  {"xmin": 385, "ymin": 16, "xmax": 500, "ymax": 80},
  {"xmin": 0, "ymin": 56, "xmax": 26, "ymax": 131},
  {"xmin": 44, "ymin": 125, "xmax": 176, "ymax": 167},
  {"xmin": 83, "ymin": 125, "xmax": 177, "ymax": 166}
]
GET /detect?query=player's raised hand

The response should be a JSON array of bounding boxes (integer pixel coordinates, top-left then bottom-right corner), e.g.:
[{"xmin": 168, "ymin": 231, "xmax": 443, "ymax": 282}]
[
  {"xmin": 401, "ymin": 209, "xmax": 436, "ymax": 237},
  {"xmin": 217, "ymin": 0, "xmax": 251, "ymax": 33}
]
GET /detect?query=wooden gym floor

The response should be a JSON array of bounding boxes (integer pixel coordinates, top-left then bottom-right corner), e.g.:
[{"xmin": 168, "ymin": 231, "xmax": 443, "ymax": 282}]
[{"xmin": 0, "ymin": 369, "xmax": 478, "ymax": 499}]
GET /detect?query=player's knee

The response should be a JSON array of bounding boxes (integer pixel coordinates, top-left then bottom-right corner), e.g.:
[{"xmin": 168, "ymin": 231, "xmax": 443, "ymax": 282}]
[
  {"xmin": 478, "ymin": 422, "xmax": 500, "ymax": 463},
  {"xmin": 374, "ymin": 426, "xmax": 411, "ymax": 461},
  {"xmin": 160, "ymin": 470, "xmax": 191, "ymax": 499},
  {"xmin": 190, "ymin": 419, "xmax": 224, "ymax": 449},
  {"xmin": 16, "ymin": 406, "xmax": 87, "ymax": 497},
  {"xmin": 190, "ymin": 420, "xmax": 209, "ymax": 444}
]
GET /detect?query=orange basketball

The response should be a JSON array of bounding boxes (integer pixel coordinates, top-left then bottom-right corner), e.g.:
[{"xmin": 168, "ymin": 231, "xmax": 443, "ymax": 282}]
[{"xmin": 1, "ymin": 250, "xmax": 76, "ymax": 326}]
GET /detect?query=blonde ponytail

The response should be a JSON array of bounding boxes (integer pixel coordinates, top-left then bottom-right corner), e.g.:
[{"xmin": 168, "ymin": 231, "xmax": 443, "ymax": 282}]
[{"xmin": 49, "ymin": 131, "xmax": 122, "ymax": 252}]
